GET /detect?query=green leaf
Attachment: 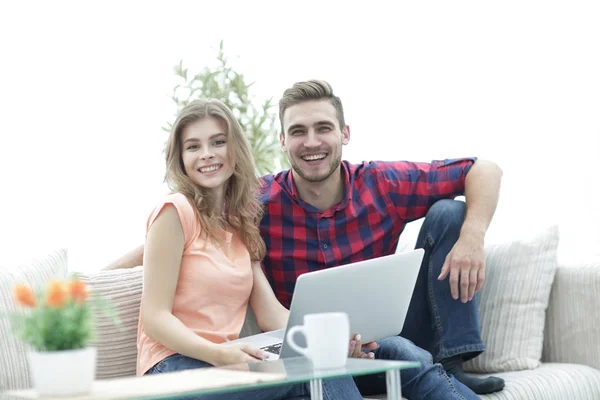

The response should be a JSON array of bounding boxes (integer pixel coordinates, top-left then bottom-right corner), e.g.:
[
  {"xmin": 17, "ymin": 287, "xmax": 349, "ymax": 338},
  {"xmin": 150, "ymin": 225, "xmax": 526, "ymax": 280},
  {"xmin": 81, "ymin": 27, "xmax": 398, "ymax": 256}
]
[{"xmin": 163, "ymin": 41, "xmax": 286, "ymax": 175}]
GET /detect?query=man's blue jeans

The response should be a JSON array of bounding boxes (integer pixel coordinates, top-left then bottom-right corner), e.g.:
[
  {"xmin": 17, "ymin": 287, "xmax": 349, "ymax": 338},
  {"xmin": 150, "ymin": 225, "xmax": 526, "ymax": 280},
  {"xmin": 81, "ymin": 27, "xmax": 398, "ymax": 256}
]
[
  {"xmin": 354, "ymin": 199, "xmax": 483, "ymax": 399},
  {"xmin": 146, "ymin": 353, "xmax": 362, "ymax": 400},
  {"xmin": 354, "ymin": 336, "xmax": 479, "ymax": 399},
  {"xmin": 401, "ymin": 199, "xmax": 485, "ymax": 362}
]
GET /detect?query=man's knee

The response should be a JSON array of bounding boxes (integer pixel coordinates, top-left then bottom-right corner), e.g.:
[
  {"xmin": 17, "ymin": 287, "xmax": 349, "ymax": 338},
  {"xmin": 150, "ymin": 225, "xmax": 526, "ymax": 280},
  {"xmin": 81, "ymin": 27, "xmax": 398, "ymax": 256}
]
[
  {"xmin": 378, "ymin": 336, "xmax": 433, "ymax": 365},
  {"xmin": 426, "ymin": 199, "xmax": 466, "ymax": 231}
]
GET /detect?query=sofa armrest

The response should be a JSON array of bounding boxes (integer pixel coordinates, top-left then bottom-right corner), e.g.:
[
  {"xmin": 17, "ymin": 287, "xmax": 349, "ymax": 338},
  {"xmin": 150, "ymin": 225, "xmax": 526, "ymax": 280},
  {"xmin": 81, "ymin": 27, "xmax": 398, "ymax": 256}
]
[{"xmin": 542, "ymin": 259, "xmax": 600, "ymax": 369}]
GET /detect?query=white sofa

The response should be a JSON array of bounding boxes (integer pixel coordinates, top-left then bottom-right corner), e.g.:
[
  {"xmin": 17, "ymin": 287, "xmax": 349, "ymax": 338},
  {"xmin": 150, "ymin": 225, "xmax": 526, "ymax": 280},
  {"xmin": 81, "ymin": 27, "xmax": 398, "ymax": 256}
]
[{"xmin": 2, "ymin": 225, "xmax": 600, "ymax": 399}]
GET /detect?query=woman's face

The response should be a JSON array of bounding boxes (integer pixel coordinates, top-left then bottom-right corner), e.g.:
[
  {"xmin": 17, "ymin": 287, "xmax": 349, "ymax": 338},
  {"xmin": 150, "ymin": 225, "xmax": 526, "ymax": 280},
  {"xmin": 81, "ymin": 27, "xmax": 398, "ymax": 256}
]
[{"xmin": 180, "ymin": 117, "xmax": 235, "ymax": 201}]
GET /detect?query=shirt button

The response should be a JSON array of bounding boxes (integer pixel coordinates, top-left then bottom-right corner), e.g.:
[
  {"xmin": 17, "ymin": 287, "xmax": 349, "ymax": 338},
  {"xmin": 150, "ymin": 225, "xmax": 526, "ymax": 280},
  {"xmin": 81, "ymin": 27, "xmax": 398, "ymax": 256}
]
[{"xmin": 322, "ymin": 244, "xmax": 328, "ymax": 249}]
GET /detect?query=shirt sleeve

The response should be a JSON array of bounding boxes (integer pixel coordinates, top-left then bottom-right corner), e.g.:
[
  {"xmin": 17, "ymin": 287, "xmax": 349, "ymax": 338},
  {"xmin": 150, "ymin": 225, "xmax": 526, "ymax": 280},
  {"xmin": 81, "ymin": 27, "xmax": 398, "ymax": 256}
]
[
  {"xmin": 146, "ymin": 192, "xmax": 200, "ymax": 250},
  {"xmin": 376, "ymin": 157, "xmax": 476, "ymax": 222}
]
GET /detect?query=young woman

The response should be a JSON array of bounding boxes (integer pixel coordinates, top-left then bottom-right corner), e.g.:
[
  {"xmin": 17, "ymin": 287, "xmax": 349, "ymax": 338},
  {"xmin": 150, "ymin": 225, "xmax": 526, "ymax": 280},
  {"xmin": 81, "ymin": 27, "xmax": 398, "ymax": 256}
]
[{"xmin": 136, "ymin": 98, "xmax": 363, "ymax": 400}]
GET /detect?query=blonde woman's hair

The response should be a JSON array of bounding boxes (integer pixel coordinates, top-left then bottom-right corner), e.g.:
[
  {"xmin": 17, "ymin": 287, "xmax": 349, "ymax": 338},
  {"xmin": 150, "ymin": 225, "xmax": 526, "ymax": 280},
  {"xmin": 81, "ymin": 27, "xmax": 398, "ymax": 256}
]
[
  {"xmin": 278, "ymin": 79, "xmax": 346, "ymax": 134},
  {"xmin": 164, "ymin": 98, "xmax": 266, "ymax": 261}
]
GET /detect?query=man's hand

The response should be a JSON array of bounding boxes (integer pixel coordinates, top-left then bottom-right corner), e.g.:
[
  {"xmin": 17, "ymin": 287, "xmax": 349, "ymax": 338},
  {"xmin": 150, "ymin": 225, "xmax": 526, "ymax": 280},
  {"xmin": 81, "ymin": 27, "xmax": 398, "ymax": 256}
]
[
  {"xmin": 103, "ymin": 245, "xmax": 144, "ymax": 270},
  {"xmin": 438, "ymin": 233, "xmax": 486, "ymax": 303},
  {"xmin": 348, "ymin": 333, "xmax": 378, "ymax": 359}
]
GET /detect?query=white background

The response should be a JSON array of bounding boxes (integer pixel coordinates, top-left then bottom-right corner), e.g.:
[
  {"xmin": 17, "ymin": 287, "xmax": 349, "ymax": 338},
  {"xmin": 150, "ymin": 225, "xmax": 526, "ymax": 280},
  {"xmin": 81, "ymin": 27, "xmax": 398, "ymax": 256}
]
[{"xmin": 1, "ymin": 0, "xmax": 598, "ymax": 271}]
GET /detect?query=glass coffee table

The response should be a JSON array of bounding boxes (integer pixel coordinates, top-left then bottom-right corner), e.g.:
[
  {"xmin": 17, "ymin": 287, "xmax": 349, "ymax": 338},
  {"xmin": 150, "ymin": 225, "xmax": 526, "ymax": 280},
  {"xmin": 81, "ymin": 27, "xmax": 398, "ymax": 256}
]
[
  {"xmin": 5, "ymin": 357, "xmax": 420, "ymax": 400},
  {"xmin": 223, "ymin": 356, "xmax": 420, "ymax": 400}
]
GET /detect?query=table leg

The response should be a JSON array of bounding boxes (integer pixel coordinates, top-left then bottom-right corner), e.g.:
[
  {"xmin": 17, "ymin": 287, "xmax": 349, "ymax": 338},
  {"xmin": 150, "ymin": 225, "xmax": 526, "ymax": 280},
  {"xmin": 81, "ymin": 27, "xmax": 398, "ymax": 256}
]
[
  {"xmin": 386, "ymin": 369, "xmax": 402, "ymax": 400},
  {"xmin": 309, "ymin": 378, "xmax": 323, "ymax": 400}
]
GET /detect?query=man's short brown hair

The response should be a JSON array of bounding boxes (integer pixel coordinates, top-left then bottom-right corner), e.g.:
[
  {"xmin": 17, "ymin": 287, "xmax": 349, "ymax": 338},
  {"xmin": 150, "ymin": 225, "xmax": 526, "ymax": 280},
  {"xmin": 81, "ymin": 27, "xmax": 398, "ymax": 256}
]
[{"xmin": 278, "ymin": 80, "xmax": 346, "ymax": 134}]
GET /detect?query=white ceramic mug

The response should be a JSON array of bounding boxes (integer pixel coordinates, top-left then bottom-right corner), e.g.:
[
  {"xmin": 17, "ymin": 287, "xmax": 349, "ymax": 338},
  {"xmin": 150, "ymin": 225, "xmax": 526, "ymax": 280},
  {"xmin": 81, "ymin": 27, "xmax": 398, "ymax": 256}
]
[{"xmin": 285, "ymin": 312, "xmax": 350, "ymax": 369}]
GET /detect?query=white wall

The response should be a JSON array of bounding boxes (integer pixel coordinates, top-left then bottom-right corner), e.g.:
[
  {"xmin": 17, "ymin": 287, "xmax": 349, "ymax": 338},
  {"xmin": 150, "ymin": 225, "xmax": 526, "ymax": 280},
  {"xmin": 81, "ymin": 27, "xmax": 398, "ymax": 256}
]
[{"xmin": 0, "ymin": 0, "xmax": 598, "ymax": 270}]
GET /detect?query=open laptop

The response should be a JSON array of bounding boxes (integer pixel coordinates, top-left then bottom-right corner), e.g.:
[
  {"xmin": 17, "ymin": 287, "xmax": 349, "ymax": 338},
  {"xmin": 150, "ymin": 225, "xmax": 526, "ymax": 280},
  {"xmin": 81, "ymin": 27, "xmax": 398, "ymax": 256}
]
[{"xmin": 224, "ymin": 248, "xmax": 424, "ymax": 360}]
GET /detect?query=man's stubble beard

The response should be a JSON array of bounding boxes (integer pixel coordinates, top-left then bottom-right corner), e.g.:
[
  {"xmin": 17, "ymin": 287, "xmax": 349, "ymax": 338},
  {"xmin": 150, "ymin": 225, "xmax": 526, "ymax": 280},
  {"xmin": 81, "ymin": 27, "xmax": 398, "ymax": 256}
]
[{"xmin": 290, "ymin": 152, "xmax": 342, "ymax": 183}]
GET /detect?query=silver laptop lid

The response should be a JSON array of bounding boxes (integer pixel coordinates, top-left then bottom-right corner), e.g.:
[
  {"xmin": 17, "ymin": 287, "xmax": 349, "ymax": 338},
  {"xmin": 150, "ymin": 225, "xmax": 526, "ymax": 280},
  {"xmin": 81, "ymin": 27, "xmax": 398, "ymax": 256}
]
[{"xmin": 280, "ymin": 248, "xmax": 424, "ymax": 358}]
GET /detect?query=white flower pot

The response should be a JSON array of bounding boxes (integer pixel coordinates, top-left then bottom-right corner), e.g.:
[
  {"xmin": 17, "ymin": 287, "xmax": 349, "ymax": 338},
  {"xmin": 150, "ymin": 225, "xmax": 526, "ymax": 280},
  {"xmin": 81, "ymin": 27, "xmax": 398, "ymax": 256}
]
[{"xmin": 27, "ymin": 347, "xmax": 96, "ymax": 396}]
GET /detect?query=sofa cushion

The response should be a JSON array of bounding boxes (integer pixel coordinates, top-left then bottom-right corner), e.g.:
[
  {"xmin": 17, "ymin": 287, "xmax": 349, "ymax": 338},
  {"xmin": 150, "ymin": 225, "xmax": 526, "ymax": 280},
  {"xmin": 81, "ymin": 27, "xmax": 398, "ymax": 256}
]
[
  {"xmin": 0, "ymin": 248, "xmax": 68, "ymax": 390},
  {"xmin": 364, "ymin": 363, "xmax": 600, "ymax": 400},
  {"xmin": 77, "ymin": 266, "xmax": 143, "ymax": 379},
  {"xmin": 464, "ymin": 225, "xmax": 559, "ymax": 373},
  {"xmin": 240, "ymin": 307, "xmax": 261, "ymax": 338},
  {"xmin": 474, "ymin": 363, "xmax": 600, "ymax": 400},
  {"xmin": 398, "ymin": 220, "xmax": 560, "ymax": 373},
  {"xmin": 542, "ymin": 257, "xmax": 600, "ymax": 369}
]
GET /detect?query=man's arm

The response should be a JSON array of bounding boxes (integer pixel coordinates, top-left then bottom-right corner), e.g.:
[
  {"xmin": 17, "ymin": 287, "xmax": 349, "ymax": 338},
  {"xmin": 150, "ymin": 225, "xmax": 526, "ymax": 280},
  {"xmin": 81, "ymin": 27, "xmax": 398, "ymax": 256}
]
[
  {"xmin": 462, "ymin": 159, "xmax": 503, "ymax": 238},
  {"xmin": 102, "ymin": 245, "xmax": 144, "ymax": 270},
  {"xmin": 439, "ymin": 159, "xmax": 503, "ymax": 302}
]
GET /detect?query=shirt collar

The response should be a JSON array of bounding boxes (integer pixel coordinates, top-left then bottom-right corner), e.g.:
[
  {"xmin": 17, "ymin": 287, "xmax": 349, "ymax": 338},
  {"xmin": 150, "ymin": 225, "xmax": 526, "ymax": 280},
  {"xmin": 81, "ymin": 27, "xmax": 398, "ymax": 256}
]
[{"xmin": 284, "ymin": 161, "xmax": 353, "ymax": 214}]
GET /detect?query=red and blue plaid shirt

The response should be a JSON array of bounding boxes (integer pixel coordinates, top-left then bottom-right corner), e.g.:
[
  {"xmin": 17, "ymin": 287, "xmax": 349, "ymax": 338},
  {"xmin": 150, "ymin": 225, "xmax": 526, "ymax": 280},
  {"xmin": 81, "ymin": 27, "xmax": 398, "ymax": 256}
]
[{"xmin": 259, "ymin": 158, "xmax": 476, "ymax": 308}]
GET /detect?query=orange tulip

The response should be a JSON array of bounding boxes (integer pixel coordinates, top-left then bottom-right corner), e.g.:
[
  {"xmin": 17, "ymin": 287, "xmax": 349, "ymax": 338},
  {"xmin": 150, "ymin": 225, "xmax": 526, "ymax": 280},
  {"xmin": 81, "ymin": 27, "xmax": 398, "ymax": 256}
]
[
  {"xmin": 68, "ymin": 279, "xmax": 89, "ymax": 304},
  {"xmin": 14, "ymin": 284, "xmax": 36, "ymax": 308},
  {"xmin": 46, "ymin": 280, "xmax": 68, "ymax": 307}
]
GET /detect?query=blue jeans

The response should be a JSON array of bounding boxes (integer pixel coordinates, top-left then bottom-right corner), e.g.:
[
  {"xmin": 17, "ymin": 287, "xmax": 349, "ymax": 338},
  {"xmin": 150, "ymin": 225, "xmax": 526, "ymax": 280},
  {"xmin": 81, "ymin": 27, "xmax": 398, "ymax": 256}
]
[
  {"xmin": 401, "ymin": 199, "xmax": 485, "ymax": 362},
  {"xmin": 354, "ymin": 336, "xmax": 479, "ymax": 400},
  {"xmin": 353, "ymin": 200, "xmax": 484, "ymax": 399},
  {"xmin": 146, "ymin": 353, "xmax": 363, "ymax": 400}
]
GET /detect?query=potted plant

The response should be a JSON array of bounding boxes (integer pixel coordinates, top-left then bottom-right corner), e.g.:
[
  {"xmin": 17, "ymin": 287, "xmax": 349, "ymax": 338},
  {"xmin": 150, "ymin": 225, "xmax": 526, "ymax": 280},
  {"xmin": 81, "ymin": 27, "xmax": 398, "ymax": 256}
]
[{"xmin": 9, "ymin": 276, "xmax": 119, "ymax": 396}]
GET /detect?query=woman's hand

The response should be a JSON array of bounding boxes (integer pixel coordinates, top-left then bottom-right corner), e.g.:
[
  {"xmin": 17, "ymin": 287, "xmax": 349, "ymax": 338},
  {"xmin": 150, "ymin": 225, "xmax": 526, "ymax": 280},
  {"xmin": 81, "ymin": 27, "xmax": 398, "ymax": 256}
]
[{"xmin": 214, "ymin": 343, "xmax": 268, "ymax": 366}]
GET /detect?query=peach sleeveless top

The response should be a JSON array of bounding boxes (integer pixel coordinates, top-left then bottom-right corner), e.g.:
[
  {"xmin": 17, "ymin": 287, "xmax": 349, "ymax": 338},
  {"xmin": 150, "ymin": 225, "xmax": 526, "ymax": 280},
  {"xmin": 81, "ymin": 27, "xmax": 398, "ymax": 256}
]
[{"xmin": 136, "ymin": 193, "xmax": 253, "ymax": 375}]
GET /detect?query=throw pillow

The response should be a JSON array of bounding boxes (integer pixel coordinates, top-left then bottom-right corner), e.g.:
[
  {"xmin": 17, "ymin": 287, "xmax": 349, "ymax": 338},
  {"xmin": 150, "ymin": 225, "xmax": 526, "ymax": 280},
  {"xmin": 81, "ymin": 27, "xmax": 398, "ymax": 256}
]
[
  {"xmin": 464, "ymin": 225, "xmax": 560, "ymax": 373},
  {"xmin": 77, "ymin": 266, "xmax": 143, "ymax": 379},
  {"xmin": 0, "ymin": 248, "xmax": 68, "ymax": 390},
  {"xmin": 542, "ymin": 257, "xmax": 600, "ymax": 370}
]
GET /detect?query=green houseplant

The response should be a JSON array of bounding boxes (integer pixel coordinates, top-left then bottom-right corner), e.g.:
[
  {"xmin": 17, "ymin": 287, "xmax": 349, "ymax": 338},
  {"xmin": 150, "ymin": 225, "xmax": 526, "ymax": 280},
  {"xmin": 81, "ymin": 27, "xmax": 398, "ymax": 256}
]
[{"xmin": 163, "ymin": 41, "xmax": 289, "ymax": 176}]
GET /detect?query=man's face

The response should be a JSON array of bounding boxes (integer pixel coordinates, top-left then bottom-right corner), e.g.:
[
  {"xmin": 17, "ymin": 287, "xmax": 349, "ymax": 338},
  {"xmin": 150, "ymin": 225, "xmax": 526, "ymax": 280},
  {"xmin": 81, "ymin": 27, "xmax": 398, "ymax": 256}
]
[{"xmin": 280, "ymin": 100, "xmax": 350, "ymax": 183}]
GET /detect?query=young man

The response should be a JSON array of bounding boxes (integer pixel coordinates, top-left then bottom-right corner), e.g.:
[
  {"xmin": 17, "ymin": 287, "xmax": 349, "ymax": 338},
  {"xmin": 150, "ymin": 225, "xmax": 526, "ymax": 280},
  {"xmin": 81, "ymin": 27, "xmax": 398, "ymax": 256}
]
[
  {"xmin": 106, "ymin": 79, "xmax": 504, "ymax": 398},
  {"xmin": 258, "ymin": 79, "xmax": 504, "ymax": 396}
]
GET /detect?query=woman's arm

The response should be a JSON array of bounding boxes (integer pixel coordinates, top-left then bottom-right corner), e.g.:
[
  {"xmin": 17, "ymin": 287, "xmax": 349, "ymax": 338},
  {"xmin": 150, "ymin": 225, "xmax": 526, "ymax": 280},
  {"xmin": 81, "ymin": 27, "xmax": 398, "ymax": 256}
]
[
  {"xmin": 249, "ymin": 262, "xmax": 290, "ymax": 332},
  {"xmin": 141, "ymin": 204, "xmax": 223, "ymax": 365}
]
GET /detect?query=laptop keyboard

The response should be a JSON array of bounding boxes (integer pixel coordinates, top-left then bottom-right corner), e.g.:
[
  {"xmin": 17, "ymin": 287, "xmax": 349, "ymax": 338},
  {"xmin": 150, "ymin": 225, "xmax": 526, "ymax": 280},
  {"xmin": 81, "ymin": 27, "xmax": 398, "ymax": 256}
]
[{"xmin": 260, "ymin": 342, "xmax": 283, "ymax": 355}]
